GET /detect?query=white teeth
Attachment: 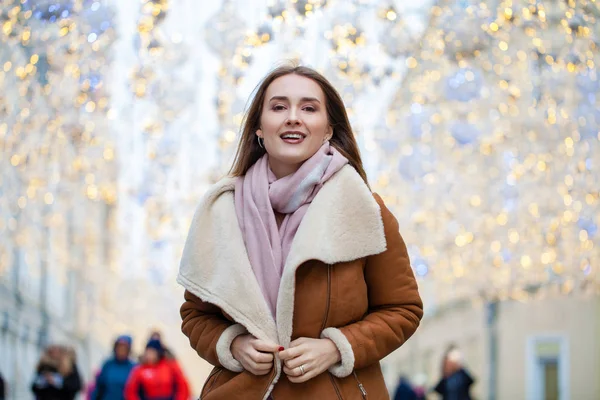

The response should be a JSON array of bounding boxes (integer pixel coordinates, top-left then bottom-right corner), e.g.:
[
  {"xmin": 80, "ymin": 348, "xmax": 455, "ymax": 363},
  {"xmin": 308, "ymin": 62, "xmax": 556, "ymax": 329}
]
[{"xmin": 282, "ymin": 134, "xmax": 303, "ymax": 139}]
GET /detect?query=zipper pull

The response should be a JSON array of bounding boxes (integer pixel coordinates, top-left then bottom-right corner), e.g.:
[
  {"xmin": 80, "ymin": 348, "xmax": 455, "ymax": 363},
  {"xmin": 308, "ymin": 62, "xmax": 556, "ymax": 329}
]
[
  {"xmin": 353, "ymin": 371, "xmax": 368, "ymax": 398},
  {"xmin": 358, "ymin": 382, "xmax": 367, "ymax": 398}
]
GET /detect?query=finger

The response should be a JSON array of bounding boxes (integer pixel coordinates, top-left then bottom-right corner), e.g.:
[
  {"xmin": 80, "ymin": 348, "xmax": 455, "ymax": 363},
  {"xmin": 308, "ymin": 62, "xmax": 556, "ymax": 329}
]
[
  {"xmin": 254, "ymin": 362, "xmax": 273, "ymax": 372},
  {"xmin": 289, "ymin": 337, "xmax": 307, "ymax": 348},
  {"xmin": 288, "ymin": 371, "xmax": 313, "ymax": 384},
  {"xmin": 283, "ymin": 363, "xmax": 307, "ymax": 377},
  {"xmin": 245, "ymin": 360, "xmax": 272, "ymax": 374},
  {"xmin": 251, "ymin": 351, "xmax": 274, "ymax": 364},
  {"xmin": 252, "ymin": 339, "xmax": 281, "ymax": 353},
  {"xmin": 284, "ymin": 356, "xmax": 307, "ymax": 370},
  {"xmin": 279, "ymin": 347, "xmax": 302, "ymax": 361},
  {"xmin": 250, "ymin": 366, "xmax": 272, "ymax": 376},
  {"xmin": 283, "ymin": 365, "xmax": 300, "ymax": 377}
]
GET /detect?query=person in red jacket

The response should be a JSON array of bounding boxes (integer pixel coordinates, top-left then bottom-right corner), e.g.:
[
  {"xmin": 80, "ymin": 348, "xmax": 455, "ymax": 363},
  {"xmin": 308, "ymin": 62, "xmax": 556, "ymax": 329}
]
[
  {"xmin": 124, "ymin": 339, "xmax": 188, "ymax": 400},
  {"xmin": 147, "ymin": 330, "xmax": 190, "ymax": 399}
]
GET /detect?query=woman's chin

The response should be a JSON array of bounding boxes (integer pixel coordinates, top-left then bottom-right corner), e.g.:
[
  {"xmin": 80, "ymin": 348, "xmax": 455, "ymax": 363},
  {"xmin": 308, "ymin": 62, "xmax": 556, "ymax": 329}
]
[{"xmin": 270, "ymin": 152, "xmax": 312, "ymax": 167}]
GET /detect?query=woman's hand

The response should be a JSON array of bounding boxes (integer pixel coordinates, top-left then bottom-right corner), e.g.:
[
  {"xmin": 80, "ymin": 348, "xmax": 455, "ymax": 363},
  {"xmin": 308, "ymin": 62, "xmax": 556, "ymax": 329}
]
[
  {"xmin": 231, "ymin": 334, "xmax": 281, "ymax": 376},
  {"xmin": 279, "ymin": 338, "xmax": 341, "ymax": 383},
  {"xmin": 44, "ymin": 372, "xmax": 56, "ymax": 385}
]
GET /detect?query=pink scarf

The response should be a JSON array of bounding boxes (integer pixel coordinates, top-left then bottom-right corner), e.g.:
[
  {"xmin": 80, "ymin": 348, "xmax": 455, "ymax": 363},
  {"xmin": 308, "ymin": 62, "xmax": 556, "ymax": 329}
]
[{"xmin": 234, "ymin": 142, "xmax": 348, "ymax": 317}]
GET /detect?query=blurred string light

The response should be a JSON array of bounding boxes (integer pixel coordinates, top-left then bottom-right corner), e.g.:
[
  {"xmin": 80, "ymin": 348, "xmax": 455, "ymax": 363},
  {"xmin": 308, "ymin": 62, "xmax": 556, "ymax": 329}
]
[
  {"xmin": 124, "ymin": 0, "xmax": 197, "ymax": 296},
  {"xmin": 204, "ymin": 0, "xmax": 249, "ymax": 164},
  {"xmin": 0, "ymin": 0, "xmax": 118, "ymax": 339},
  {"xmin": 204, "ymin": 0, "xmax": 598, "ymax": 307},
  {"xmin": 1, "ymin": 0, "xmax": 598, "ymax": 323},
  {"xmin": 376, "ymin": 0, "xmax": 600, "ymax": 306},
  {"xmin": 209, "ymin": 0, "xmax": 418, "ymax": 167},
  {"xmin": 1, "ymin": 0, "xmax": 199, "ymax": 346},
  {"xmin": 376, "ymin": 1, "xmax": 418, "ymax": 60}
]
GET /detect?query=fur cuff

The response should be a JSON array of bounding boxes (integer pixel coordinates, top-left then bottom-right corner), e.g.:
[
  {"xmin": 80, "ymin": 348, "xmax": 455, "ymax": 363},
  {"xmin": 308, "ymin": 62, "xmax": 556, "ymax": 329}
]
[
  {"xmin": 216, "ymin": 324, "xmax": 247, "ymax": 372},
  {"xmin": 321, "ymin": 327, "xmax": 355, "ymax": 378}
]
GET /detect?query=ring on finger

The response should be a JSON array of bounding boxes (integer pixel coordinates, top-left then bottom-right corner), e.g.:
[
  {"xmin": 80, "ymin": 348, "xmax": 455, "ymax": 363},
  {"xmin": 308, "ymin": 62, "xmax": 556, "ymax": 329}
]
[{"xmin": 299, "ymin": 364, "xmax": 306, "ymax": 375}]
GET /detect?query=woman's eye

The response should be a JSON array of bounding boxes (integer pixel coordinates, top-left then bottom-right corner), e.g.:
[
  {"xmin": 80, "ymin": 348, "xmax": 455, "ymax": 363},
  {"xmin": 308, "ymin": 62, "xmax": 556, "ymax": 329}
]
[
  {"xmin": 272, "ymin": 105, "xmax": 286, "ymax": 111},
  {"xmin": 303, "ymin": 107, "xmax": 316, "ymax": 112}
]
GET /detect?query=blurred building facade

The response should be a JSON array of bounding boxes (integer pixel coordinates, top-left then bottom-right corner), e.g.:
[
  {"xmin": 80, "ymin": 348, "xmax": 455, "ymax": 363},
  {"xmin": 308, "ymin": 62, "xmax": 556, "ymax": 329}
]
[
  {"xmin": 384, "ymin": 294, "xmax": 600, "ymax": 399},
  {"xmin": 0, "ymin": 200, "xmax": 120, "ymax": 398}
]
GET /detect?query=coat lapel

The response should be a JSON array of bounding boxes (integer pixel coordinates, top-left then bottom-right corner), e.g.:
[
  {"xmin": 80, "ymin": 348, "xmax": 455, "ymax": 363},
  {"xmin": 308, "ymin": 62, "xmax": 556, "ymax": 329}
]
[
  {"xmin": 176, "ymin": 166, "xmax": 387, "ymax": 347},
  {"xmin": 177, "ymin": 177, "xmax": 278, "ymax": 343},
  {"xmin": 275, "ymin": 166, "xmax": 387, "ymax": 345}
]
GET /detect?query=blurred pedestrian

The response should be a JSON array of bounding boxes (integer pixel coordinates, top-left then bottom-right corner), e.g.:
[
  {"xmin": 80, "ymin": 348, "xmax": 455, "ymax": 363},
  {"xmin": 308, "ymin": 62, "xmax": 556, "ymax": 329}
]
[
  {"xmin": 434, "ymin": 346, "xmax": 474, "ymax": 400},
  {"xmin": 412, "ymin": 373, "xmax": 428, "ymax": 400},
  {"xmin": 85, "ymin": 370, "xmax": 100, "ymax": 400},
  {"xmin": 92, "ymin": 335, "xmax": 136, "ymax": 400},
  {"xmin": 0, "ymin": 370, "xmax": 5, "ymax": 400},
  {"xmin": 146, "ymin": 330, "xmax": 190, "ymax": 399},
  {"xmin": 394, "ymin": 375, "xmax": 417, "ymax": 400},
  {"xmin": 124, "ymin": 339, "xmax": 188, "ymax": 400},
  {"xmin": 63, "ymin": 346, "xmax": 82, "ymax": 400},
  {"xmin": 148, "ymin": 330, "xmax": 175, "ymax": 360},
  {"xmin": 31, "ymin": 345, "xmax": 82, "ymax": 400}
]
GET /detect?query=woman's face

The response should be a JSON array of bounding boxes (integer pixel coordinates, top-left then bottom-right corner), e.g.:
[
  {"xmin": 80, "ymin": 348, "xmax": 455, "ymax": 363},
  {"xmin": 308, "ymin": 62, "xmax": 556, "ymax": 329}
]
[
  {"xmin": 258, "ymin": 73, "xmax": 332, "ymax": 178},
  {"xmin": 144, "ymin": 348, "xmax": 159, "ymax": 365},
  {"xmin": 47, "ymin": 346, "xmax": 61, "ymax": 359},
  {"xmin": 115, "ymin": 342, "xmax": 129, "ymax": 361}
]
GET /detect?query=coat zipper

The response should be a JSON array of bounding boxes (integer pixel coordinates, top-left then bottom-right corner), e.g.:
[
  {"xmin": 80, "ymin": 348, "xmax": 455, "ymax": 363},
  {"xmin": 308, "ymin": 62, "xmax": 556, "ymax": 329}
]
[
  {"xmin": 202, "ymin": 367, "xmax": 223, "ymax": 398},
  {"xmin": 353, "ymin": 371, "xmax": 368, "ymax": 399},
  {"xmin": 260, "ymin": 366, "xmax": 278, "ymax": 400},
  {"xmin": 328, "ymin": 373, "xmax": 343, "ymax": 399},
  {"xmin": 323, "ymin": 265, "xmax": 343, "ymax": 400},
  {"xmin": 266, "ymin": 265, "xmax": 333, "ymax": 400},
  {"xmin": 320, "ymin": 264, "xmax": 332, "ymax": 332}
]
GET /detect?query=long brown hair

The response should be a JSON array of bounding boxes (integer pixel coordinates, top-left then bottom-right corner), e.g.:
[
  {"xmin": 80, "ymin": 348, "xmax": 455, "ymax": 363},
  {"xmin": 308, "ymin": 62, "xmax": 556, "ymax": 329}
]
[
  {"xmin": 229, "ymin": 64, "xmax": 369, "ymax": 185},
  {"xmin": 37, "ymin": 345, "xmax": 74, "ymax": 376}
]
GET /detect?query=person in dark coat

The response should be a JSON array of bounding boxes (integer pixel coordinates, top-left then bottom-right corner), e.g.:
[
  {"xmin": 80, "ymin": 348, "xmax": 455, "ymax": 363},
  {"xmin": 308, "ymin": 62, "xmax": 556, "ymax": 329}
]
[
  {"xmin": 394, "ymin": 375, "xmax": 418, "ymax": 400},
  {"xmin": 63, "ymin": 346, "xmax": 83, "ymax": 400},
  {"xmin": 0, "ymin": 370, "xmax": 6, "ymax": 400},
  {"xmin": 92, "ymin": 335, "xmax": 136, "ymax": 400},
  {"xmin": 32, "ymin": 345, "xmax": 82, "ymax": 400},
  {"xmin": 31, "ymin": 351, "xmax": 62, "ymax": 400},
  {"xmin": 434, "ymin": 346, "xmax": 475, "ymax": 400}
]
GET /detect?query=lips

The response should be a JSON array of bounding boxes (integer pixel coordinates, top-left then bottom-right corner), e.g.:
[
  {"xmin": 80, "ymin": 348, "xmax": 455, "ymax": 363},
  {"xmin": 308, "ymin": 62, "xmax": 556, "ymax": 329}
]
[
  {"xmin": 280, "ymin": 131, "xmax": 306, "ymax": 140},
  {"xmin": 280, "ymin": 131, "xmax": 306, "ymax": 144}
]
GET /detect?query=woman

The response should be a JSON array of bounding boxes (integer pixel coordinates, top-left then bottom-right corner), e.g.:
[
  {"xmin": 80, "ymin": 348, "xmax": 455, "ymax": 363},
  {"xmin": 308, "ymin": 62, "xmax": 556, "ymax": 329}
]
[
  {"xmin": 31, "ymin": 345, "xmax": 82, "ymax": 400},
  {"xmin": 146, "ymin": 330, "xmax": 191, "ymax": 397},
  {"xmin": 178, "ymin": 65, "xmax": 423, "ymax": 399},
  {"xmin": 124, "ymin": 339, "xmax": 188, "ymax": 400},
  {"xmin": 85, "ymin": 370, "xmax": 101, "ymax": 400},
  {"xmin": 434, "ymin": 346, "xmax": 474, "ymax": 400},
  {"xmin": 0, "ymin": 370, "xmax": 5, "ymax": 400},
  {"xmin": 62, "ymin": 347, "xmax": 82, "ymax": 400},
  {"xmin": 92, "ymin": 335, "xmax": 136, "ymax": 400}
]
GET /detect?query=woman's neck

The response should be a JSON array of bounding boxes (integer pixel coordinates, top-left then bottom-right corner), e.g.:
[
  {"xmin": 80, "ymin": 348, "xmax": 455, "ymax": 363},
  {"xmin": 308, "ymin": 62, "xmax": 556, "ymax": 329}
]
[{"xmin": 268, "ymin": 158, "xmax": 301, "ymax": 179}]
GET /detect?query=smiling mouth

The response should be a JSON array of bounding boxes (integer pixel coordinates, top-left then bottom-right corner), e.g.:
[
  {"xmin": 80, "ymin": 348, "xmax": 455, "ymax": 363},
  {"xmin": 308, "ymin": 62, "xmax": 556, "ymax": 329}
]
[{"xmin": 280, "ymin": 131, "xmax": 307, "ymax": 140}]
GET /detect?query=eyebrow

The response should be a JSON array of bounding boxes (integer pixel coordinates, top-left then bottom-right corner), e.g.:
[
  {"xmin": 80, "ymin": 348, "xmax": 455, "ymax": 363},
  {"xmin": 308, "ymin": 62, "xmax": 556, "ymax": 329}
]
[{"xmin": 268, "ymin": 96, "xmax": 321, "ymax": 104}]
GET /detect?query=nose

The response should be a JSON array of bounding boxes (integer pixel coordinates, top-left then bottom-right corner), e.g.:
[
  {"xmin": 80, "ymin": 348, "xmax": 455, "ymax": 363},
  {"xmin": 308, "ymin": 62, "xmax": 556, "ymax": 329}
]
[{"xmin": 286, "ymin": 110, "xmax": 301, "ymax": 126}]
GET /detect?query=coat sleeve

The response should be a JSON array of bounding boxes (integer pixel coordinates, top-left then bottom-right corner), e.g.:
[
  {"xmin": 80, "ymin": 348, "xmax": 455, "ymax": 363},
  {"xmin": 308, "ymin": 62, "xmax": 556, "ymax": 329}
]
[
  {"xmin": 321, "ymin": 194, "xmax": 423, "ymax": 377},
  {"xmin": 169, "ymin": 361, "xmax": 190, "ymax": 400},
  {"xmin": 124, "ymin": 368, "xmax": 141, "ymax": 400},
  {"xmin": 62, "ymin": 368, "xmax": 82, "ymax": 395},
  {"xmin": 434, "ymin": 377, "xmax": 446, "ymax": 395},
  {"xmin": 180, "ymin": 290, "xmax": 247, "ymax": 372},
  {"xmin": 92, "ymin": 363, "xmax": 108, "ymax": 400}
]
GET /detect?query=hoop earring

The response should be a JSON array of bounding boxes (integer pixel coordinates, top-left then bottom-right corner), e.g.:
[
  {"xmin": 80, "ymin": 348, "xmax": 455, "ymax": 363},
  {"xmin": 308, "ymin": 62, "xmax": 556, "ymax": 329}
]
[{"xmin": 257, "ymin": 136, "xmax": 264, "ymax": 148}]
